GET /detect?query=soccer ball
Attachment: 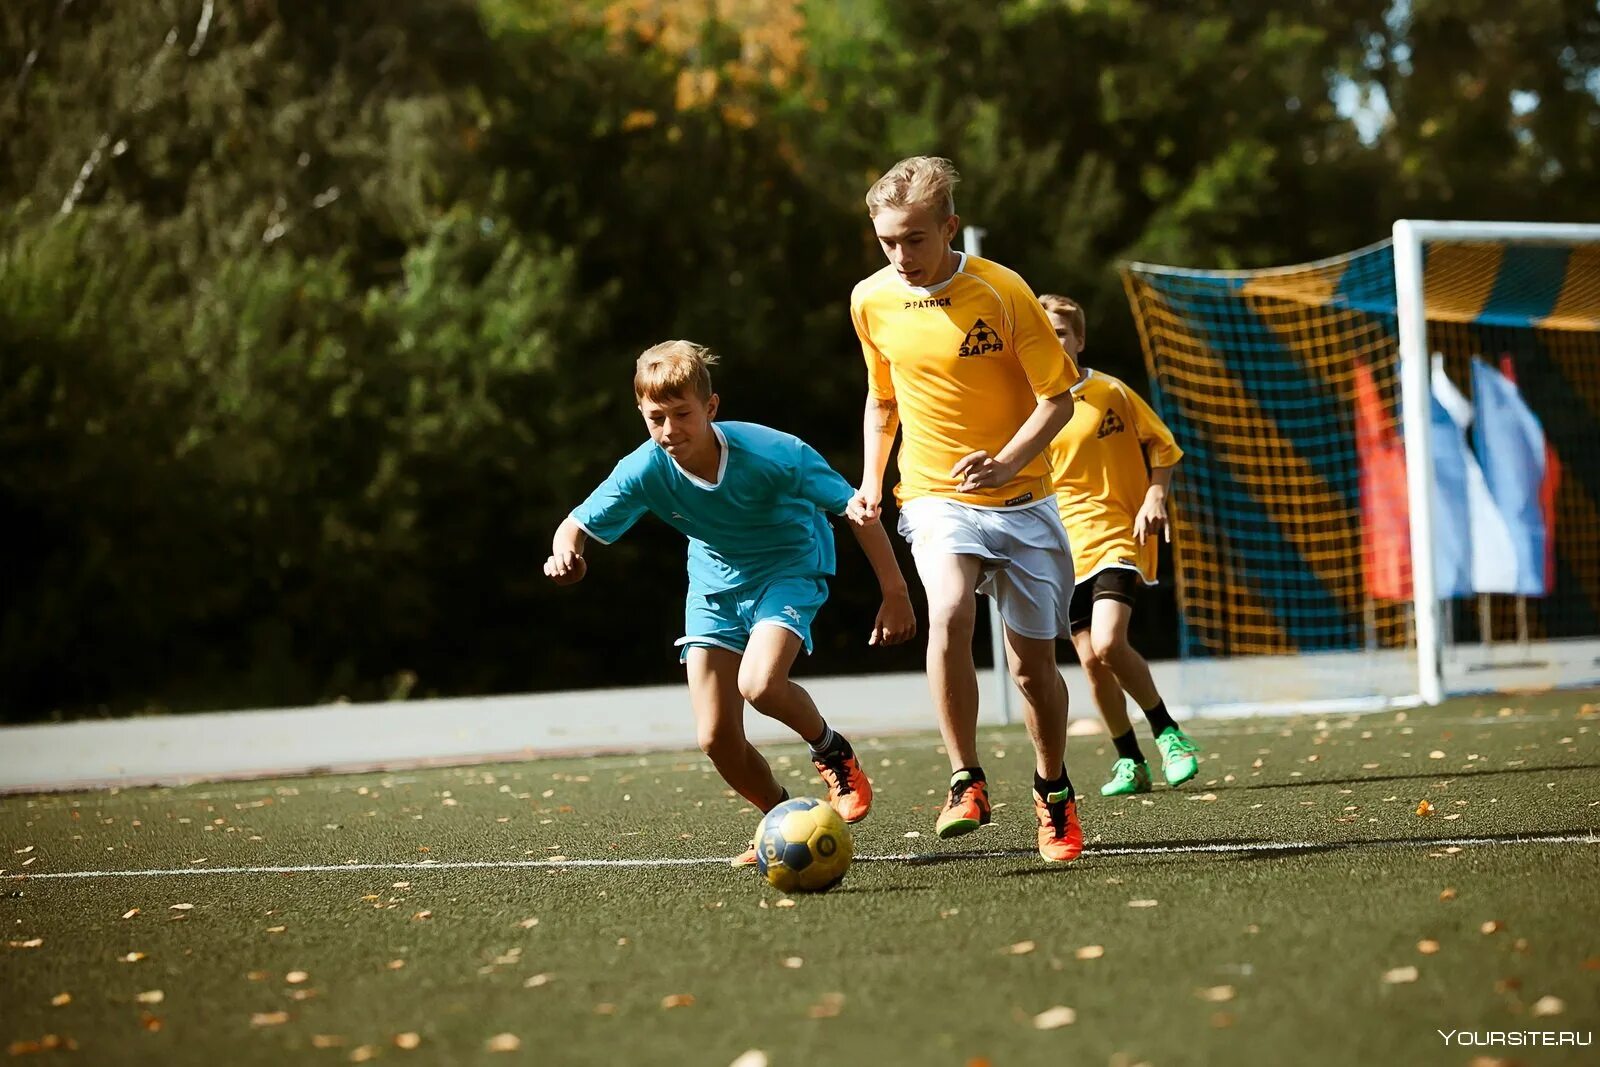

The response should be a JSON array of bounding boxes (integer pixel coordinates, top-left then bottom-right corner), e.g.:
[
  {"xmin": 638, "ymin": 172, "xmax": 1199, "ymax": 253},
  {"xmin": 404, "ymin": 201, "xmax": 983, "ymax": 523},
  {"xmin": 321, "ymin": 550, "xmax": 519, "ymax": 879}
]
[{"xmin": 755, "ymin": 797, "xmax": 853, "ymax": 893}]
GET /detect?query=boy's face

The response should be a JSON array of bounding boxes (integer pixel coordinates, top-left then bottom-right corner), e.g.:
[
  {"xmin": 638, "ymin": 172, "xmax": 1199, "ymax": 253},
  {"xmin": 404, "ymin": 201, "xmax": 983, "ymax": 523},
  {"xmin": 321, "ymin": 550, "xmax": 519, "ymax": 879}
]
[
  {"xmin": 871, "ymin": 203, "xmax": 959, "ymax": 287},
  {"xmin": 1048, "ymin": 310, "xmax": 1084, "ymax": 360},
  {"xmin": 639, "ymin": 390, "xmax": 718, "ymax": 458}
]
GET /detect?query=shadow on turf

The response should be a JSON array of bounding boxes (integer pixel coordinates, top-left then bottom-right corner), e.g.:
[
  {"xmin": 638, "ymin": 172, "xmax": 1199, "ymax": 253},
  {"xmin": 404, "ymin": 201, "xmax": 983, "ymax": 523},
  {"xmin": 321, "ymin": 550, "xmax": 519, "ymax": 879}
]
[{"xmin": 1221, "ymin": 761, "xmax": 1600, "ymax": 792}]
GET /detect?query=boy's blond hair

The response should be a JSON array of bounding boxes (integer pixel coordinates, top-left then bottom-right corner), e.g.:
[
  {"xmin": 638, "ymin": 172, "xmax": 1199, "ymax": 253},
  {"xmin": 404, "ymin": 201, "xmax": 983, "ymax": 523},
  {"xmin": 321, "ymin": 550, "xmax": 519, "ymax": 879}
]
[
  {"xmin": 1039, "ymin": 293, "xmax": 1086, "ymax": 343},
  {"xmin": 865, "ymin": 156, "xmax": 960, "ymax": 219},
  {"xmin": 634, "ymin": 340, "xmax": 718, "ymax": 403}
]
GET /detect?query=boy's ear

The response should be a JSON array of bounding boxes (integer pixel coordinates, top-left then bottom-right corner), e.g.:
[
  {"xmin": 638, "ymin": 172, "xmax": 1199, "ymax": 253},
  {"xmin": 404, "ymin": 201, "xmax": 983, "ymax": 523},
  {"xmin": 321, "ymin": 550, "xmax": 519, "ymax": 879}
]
[
  {"xmin": 943, "ymin": 212, "xmax": 960, "ymax": 245},
  {"xmin": 706, "ymin": 393, "xmax": 720, "ymax": 420}
]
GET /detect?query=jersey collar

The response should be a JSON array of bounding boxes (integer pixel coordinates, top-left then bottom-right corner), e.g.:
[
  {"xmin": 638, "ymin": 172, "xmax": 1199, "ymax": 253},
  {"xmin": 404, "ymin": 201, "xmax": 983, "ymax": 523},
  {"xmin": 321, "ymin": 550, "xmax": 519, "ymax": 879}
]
[
  {"xmin": 895, "ymin": 251, "xmax": 966, "ymax": 296},
  {"xmin": 668, "ymin": 423, "xmax": 730, "ymax": 490},
  {"xmin": 1070, "ymin": 368, "xmax": 1097, "ymax": 395}
]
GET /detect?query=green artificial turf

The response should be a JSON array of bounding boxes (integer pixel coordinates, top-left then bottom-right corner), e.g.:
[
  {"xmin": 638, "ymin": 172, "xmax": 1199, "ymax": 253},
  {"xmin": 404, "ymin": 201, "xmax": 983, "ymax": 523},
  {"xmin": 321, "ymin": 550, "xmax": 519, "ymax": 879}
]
[{"xmin": 3, "ymin": 691, "xmax": 1597, "ymax": 1065}]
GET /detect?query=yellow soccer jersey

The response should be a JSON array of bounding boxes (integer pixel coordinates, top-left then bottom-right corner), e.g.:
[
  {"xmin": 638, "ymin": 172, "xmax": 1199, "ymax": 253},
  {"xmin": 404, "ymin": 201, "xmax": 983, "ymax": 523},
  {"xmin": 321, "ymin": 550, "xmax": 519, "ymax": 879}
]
[
  {"xmin": 1045, "ymin": 369, "xmax": 1184, "ymax": 584},
  {"xmin": 851, "ymin": 253, "xmax": 1078, "ymax": 508}
]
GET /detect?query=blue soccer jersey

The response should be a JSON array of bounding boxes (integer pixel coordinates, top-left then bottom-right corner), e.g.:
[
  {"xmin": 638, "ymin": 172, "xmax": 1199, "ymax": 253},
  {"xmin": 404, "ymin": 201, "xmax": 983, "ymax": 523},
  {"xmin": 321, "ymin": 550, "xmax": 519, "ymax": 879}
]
[{"xmin": 570, "ymin": 421, "xmax": 855, "ymax": 594}]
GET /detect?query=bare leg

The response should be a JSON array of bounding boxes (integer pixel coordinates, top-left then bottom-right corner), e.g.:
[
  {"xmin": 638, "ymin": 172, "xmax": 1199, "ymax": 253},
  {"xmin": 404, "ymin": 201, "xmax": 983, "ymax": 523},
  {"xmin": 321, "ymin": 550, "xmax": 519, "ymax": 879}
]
[
  {"xmin": 1003, "ymin": 626, "xmax": 1070, "ymax": 780},
  {"xmin": 1071, "ymin": 626, "xmax": 1132, "ymax": 736},
  {"xmin": 915, "ymin": 551, "xmax": 985, "ymax": 772},
  {"xmin": 1089, "ymin": 599, "xmax": 1163, "ymax": 711},
  {"xmin": 685, "ymin": 646, "xmax": 784, "ymax": 812},
  {"xmin": 737, "ymin": 624, "xmax": 826, "ymax": 742}
]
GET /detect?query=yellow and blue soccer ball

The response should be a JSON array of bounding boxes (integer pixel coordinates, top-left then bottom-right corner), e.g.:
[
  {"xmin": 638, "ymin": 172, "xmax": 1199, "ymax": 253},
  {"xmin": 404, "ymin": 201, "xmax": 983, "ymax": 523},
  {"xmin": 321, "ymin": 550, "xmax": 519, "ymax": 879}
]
[{"xmin": 756, "ymin": 797, "xmax": 853, "ymax": 893}]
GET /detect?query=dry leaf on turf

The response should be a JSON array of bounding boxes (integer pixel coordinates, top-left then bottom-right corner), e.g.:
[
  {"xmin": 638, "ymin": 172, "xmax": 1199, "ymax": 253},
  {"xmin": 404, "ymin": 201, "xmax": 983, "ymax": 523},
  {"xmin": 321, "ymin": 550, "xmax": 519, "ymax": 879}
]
[
  {"xmin": 1415, "ymin": 800, "xmax": 1435, "ymax": 816},
  {"xmin": 135, "ymin": 990, "xmax": 164, "ymax": 1005},
  {"xmin": 387, "ymin": 959, "xmax": 406, "ymax": 970},
  {"xmin": 518, "ymin": 917, "xmax": 540, "ymax": 929},
  {"xmin": 1075, "ymin": 945, "xmax": 1104, "ymax": 960},
  {"xmin": 1417, "ymin": 940, "xmax": 1440, "ymax": 955},
  {"xmin": 782, "ymin": 957, "xmax": 803, "ymax": 969},
  {"xmin": 1531, "ymin": 996, "xmax": 1565, "ymax": 1017},
  {"xmin": 808, "ymin": 993, "xmax": 846, "ymax": 1019},
  {"xmin": 1032, "ymin": 1006, "xmax": 1076, "ymax": 1030},
  {"xmin": 120, "ymin": 952, "xmax": 145, "ymax": 963},
  {"xmin": 485, "ymin": 1033, "xmax": 522, "ymax": 1052},
  {"xmin": 140, "ymin": 1013, "xmax": 162, "ymax": 1033},
  {"xmin": 1196, "ymin": 985, "xmax": 1235, "ymax": 1003},
  {"xmin": 286, "ymin": 971, "xmax": 309, "ymax": 984},
  {"xmin": 774, "ymin": 899, "xmax": 796, "ymax": 909},
  {"xmin": 728, "ymin": 1052, "xmax": 769, "ymax": 1067},
  {"xmin": 525, "ymin": 974, "xmax": 553, "ymax": 988},
  {"xmin": 1480, "ymin": 920, "xmax": 1504, "ymax": 935},
  {"xmin": 169, "ymin": 903, "xmax": 193, "ymax": 912},
  {"xmin": 1382, "ymin": 966, "xmax": 1419, "ymax": 984},
  {"xmin": 394, "ymin": 1032, "xmax": 422, "ymax": 1050},
  {"xmin": 311, "ymin": 1035, "xmax": 346, "ymax": 1049},
  {"xmin": 349, "ymin": 1046, "xmax": 378, "ymax": 1063},
  {"xmin": 265, "ymin": 925, "xmax": 286, "ymax": 934},
  {"xmin": 1439, "ymin": 888, "xmax": 1457, "ymax": 901},
  {"xmin": 251, "ymin": 1011, "xmax": 290, "ymax": 1027},
  {"xmin": 49, "ymin": 993, "xmax": 70, "ymax": 1007},
  {"xmin": 1128, "ymin": 899, "xmax": 1159, "ymax": 909},
  {"xmin": 121, "ymin": 909, "xmax": 140, "ymax": 920},
  {"xmin": 412, "ymin": 911, "xmax": 432, "ymax": 921},
  {"xmin": 594, "ymin": 1003, "xmax": 616, "ymax": 1015},
  {"xmin": 1007, "ymin": 940, "xmax": 1036, "ymax": 955},
  {"xmin": 661, "ymin": 994, "xmax": 696, "ymax": 1009}
]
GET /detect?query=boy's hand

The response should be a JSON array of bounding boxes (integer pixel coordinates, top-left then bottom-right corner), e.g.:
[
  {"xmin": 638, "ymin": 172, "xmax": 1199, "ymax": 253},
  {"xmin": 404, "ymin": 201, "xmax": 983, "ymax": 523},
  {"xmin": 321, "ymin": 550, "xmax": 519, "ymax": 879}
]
[
  {"xmin": 950, "ymin": 450, "xmax": 1017, "ymax": 493},
  {"xmin": 544, "ymin": 551, "xmax": 588, "ymax": 585},
  {"xmin": 846, "ymin": 487, "xmax": 882, "ymax": 526},
  {"xmin": 869, "ymin": 591, "xmax": 917, "ymax": 646},
  {"xmin": 1134, "ymin": 491, "xmax": 1170, "ymax": 544}
]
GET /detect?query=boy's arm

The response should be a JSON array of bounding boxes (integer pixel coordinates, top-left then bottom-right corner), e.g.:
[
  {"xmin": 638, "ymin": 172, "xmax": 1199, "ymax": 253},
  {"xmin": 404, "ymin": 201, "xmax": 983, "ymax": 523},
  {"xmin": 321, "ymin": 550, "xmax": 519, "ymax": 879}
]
[
  {"xmin": 1134, "ymin": 465, "xmax": 1175, "ymax": 545},
  {"xmin": 951, "ymin": 390, "xmax": 1074, "ymax": 492},
  {"xmin": 851, "ymin": 396, "xmax": 900, "ymax": 524},
  {"xmin": 845, "ymin": 517, "xmax": 916, "ymax": 646},
  {"xmin": 544, "ymin": 516, "xmax": 590, "ymax": 585}
]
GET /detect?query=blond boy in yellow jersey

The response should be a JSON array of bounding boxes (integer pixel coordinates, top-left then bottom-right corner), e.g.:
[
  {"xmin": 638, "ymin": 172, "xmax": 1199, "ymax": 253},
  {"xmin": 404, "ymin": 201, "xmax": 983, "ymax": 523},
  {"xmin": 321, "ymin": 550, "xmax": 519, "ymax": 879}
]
[
  {"xmin": 1039, "ymin": 294, "xmax": 1200, "ymax": 795},
  {"xmin": 846, "ymin": 156, "xmax": 1084, "ymax": 863}
]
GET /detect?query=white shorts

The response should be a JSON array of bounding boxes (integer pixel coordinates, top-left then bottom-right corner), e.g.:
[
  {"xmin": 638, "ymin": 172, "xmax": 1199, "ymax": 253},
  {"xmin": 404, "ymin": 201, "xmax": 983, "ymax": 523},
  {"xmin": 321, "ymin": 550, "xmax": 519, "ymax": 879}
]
[{"xmin": 896, "ymin": 496, "xmax": 1076, "ymax": 640}]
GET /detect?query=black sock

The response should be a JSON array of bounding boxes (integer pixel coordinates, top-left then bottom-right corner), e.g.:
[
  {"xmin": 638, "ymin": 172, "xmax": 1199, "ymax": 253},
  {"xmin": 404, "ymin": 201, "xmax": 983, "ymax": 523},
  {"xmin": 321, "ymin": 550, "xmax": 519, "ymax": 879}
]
[
  {"xmin": 764, "ymin": 787, "xmax": 790, "ymax": 813},
  {"xmin": 952, "ymin": 766, "xmax": 985, "ymax": 785},
  {"xmin": 1112, "ymin": 729, "xmax": 1145, "ymax": 763},
  {"xmin": 808, "ymin": 726, "xmax": 851, "ymax": 758},
  {"xmin": 1034, "ymin": 767, "xmax": 1073, "ymax": 802},
  {"xmin": 1144, "ymin": 700, "xmax": 1178, "ymax": 739}
]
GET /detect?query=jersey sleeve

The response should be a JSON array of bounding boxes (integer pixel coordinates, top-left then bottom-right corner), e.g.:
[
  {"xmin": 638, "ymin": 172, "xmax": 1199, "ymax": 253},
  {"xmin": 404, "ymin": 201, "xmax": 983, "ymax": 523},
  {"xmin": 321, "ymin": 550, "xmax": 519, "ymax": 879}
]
[
  {"xmin": 1007, "ymin": 276, "xmax": 1078, "ymax": 399},
  {"xmin": 791, "ymin": 439, "xmax": 855, "ymax": 515},
  {"xmin": 851, "ymin": 294, "xmax": 896, "ymax": 401},
  {"xmin": 570, "ymin": 453, "xmax": 650, "ymax": 545},
  {"xmin": 1125, "ymin": 383, "xmax": 1184, "ymax": 468}
]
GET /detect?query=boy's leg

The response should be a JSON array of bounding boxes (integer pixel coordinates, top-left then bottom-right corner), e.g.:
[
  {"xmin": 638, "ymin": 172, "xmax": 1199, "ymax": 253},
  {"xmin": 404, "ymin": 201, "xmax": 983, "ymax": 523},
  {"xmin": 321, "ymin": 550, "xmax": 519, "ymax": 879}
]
[
  {"xmin": 1003, "ymin": 624, "xmax": 1082, "ymax": 862},
  {"xmin": 916, "ymin": 550, "xmax": 991, "ymax": 838},
  {"xmin": 1073, "ymin": 625, "xmax": 1152, "ymax": 797},
  {"xmin": 739, "ymin": 621, "xmax": 873, "ymax": 822},
  {"xmin": 1088, "ymin": 597, "xmax": 1198, "ymax": 786},
  {"xmin": 686, "ymin": 646, "xmax": 786, "ymax": 813}
]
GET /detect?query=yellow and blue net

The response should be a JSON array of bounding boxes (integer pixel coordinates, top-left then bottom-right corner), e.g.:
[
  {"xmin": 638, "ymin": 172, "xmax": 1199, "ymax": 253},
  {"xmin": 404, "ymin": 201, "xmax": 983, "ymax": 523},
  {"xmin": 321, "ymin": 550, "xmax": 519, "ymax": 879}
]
[{"xmin": 1123, "ymin": 239, "xmax": 1600, "ymax": 689}]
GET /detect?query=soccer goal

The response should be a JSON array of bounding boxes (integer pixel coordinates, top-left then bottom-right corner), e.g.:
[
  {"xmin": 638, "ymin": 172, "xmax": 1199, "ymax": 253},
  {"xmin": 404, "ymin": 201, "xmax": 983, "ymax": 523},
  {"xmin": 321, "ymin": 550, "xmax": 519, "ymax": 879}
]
[{"xmin": 1123, "ymin": 220, "xmax": 1600, "ymax": 713}]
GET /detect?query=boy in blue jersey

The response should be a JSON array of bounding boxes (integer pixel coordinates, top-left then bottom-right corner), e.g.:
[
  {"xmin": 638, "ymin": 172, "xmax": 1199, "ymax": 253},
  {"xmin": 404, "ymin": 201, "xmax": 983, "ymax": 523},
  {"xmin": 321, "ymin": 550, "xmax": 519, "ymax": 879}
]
[{"xmin": 545, "ymin": 340, "xmax": 917, "ymax": 865}]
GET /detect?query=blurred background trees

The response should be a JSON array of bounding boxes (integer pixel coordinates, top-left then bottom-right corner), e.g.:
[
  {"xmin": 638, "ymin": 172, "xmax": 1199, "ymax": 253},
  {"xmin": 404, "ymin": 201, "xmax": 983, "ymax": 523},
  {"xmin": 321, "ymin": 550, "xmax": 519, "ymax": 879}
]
[{"xmin": 3, "ymin": 0, "xmax": 1595, "ymax": 721}]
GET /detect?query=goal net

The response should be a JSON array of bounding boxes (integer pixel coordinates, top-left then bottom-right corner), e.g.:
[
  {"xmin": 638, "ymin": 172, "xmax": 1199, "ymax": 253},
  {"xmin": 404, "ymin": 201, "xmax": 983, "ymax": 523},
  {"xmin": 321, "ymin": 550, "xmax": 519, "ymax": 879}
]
[{"xmin": 1122, "ymin": 221, "xmax": 1600, "ymax": 712}]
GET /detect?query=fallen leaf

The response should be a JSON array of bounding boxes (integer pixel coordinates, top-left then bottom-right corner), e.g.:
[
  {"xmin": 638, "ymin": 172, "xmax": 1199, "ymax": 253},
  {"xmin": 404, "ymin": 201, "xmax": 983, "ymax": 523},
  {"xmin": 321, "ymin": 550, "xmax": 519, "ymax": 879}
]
[
  {"xmin": 1415, "ymin": 800, "xmax": 1435, "ymax": 816},
  {"xmin": 661, "ymin": 993, "xmax": 696, "ymax": 1009},
  {"xmin": 10, "ymin": 938, "xmax": 43, "ymax": 949},
  {"xmin": 518, "ymin": 917, "xmax": 540, "ymax": 929},
  {"xmin": 524, "ymin": 973, "xmax": 553, "ymax": 988},
  {"xmin": 120, "ymin": 952, "xmax": 146, "ymax": 963},
  {"xmin": 49, "ymin": 993, "xmax": 70, "ymax": 1007},
  {"xmin": 1417, "ymin": 940, "xmax": 1440, "ymax": 955},
  {"xmin": 286, "ymin": 971, "xmax": 309, "ymax": 985},
  {"xmin": 807, "ymin": 992, "xmax": 846, "ymax": 1019},
  {"xmin": 135, "ymin": 990, "xmax": 164, "ymax": 1005},
  {"xmin": 1031, "ymin": 1006, "xmax": 1076, "ymax": 1029},
  {"xmin": 1531, "ymin": 995, "xmax": 1565, "ymax": 1017},
  {"xmin": 169, "ymin": 903, "xmax": 194, "ymax": 912},
  {"xmin": 121, "ymin": 909, "xmax": 140, "ymax": 920},
  {"xmin": 1428, "ymin": 750, "xmax": 1445, "ymax": 760},
  {"xmin": 412, "ymin": 911, "xmax": 432, "ymax": 921},
  {"xmin": 1480, "ymin": 920, "xmax": 1504, "ymax": 935},
  {"xmin": 1495, "ymin": 977, "xmax": 1522, "ymax": 994},
  {"xmin": 1196, "ymin": 985, "xmax": 1235, "ymax": 1003},
  {"xmin": 1006, "ymin": 940, "xmax": 1036, "ymax": 955},
  {"xmin": 485, "ymin": 1033, "xmax": 522, "ymax": 1052},
  {"xmin": 140, "ymin": 1012, "xmax": 163, "ymax": 1032},
  {"xmin": 394, "ymin": 1032, "xmax": 422, "ymax": 1050},
  {"xmin": 1439, "ymin": 888, "xmax": 1457, "ymax": 901},
  {"xmin": 311, "ymin": 1035, "xmax": 346, "ymax": 1049},
  {"xmin": 782, "ymin": 957, "xmax": 803, "ymax": 969},
  {"xmin": 1075, "ymin": 945, "xmax": 1105, "ymax": 960},
  {"xmin": 251, "ymin": 1011, "xmax": 290, "ymax": 1027},
  {"xmin": 265, "ymin": 925, "xmax": 286, "ymax": 934},
  {"xmin": 728, "ymin": 1052, "xmax": 769, "ymax": 1067},
  {"xmin": 349, "ymin": 1046, "xmax": 379, "ymax": 1063},
  {"xmin": 1382, "ymin": 966, "xmax": 1419, "ymax": 984},
  {"xmin": 392, "ymin": 882, "xmax": 410, "ymax": 890},
  {"xmin": 1128, "ymin": 899, "xmax": 1159, "ymax": 909},
  {"xmin": 594, "ymin": 1003, "xmax": 616, "ymax": 1015},
  {"xmin": 387, "ymin": 959, "xmax": 406, "ymax": 970}
]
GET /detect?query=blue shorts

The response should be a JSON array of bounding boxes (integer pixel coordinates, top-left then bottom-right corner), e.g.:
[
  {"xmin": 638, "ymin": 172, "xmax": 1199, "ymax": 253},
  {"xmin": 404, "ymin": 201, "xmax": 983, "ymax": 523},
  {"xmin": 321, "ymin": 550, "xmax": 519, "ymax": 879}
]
[{"xmin": 676, "ymin": 576, "xmax": 829, "ymax": 661}]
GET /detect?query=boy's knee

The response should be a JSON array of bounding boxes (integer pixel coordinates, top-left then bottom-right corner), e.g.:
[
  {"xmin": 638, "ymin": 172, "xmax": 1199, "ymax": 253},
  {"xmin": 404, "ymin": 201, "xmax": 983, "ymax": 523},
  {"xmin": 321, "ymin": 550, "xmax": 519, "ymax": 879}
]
[
  {"xmin": 926, "ymin": 596, "xmax": 976, "ymax": 641},
  {"xmin": 737, "ymin": 670, "xmax": 779, "ymax": 709},
  {"xmin": 698, "ymin": 723, "xmax": 743, "ymax": 761},
  {"xmin": 1089, "ymin": 631, "xmax": 1125, "ymax": 664}
]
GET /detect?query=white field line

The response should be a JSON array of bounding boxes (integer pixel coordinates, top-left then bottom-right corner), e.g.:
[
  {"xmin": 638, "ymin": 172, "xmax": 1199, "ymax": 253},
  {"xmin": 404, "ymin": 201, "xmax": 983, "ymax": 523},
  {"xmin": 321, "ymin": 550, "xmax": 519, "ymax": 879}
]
[{"xmin": 7, "ymin": 832, "xmax": 1594, "ymax": 881}]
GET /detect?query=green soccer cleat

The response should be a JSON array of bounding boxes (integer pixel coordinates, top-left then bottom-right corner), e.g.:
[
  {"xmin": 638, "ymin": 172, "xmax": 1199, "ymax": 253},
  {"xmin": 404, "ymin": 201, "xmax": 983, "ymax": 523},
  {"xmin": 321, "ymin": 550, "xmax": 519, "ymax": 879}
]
[
  {"xmin": 1100, "ymin": 757, "xmax": 1153, "ymax": 796},
  {"xmin": 1155, "ymin": 726, "xmax": 1200, "ymax": 786}
]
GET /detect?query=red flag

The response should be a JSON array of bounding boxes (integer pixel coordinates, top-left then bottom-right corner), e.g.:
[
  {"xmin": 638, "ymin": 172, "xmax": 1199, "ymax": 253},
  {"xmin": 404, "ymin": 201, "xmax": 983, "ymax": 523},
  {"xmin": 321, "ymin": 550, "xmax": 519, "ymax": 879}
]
[{"xmin": 1354, "ymin": 360, "xmax": 1412, "ymax": 600}]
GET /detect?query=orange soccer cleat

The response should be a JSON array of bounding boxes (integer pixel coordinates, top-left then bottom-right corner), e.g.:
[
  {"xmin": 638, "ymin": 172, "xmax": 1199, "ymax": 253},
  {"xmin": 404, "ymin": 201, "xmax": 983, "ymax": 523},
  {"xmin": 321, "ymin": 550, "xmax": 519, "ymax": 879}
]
[
  {"xmin": 1034, "ymin": 787, "xmax": 1085, "ymax": 863},
  {"xmin": 936, "ymin": 770, "xmax": 991, "ymax": 838},
  {"xmin": 812, "ymin": 748, "xmax": 874, "ymax": 823}
]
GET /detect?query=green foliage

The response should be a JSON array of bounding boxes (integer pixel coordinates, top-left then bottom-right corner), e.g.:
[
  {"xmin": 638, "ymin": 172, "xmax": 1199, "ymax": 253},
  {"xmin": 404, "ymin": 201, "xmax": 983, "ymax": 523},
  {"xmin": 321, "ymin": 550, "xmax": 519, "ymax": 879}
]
[{"xmin": 1, "ymin": 0, "xmax": 1596, "ymax": 720}]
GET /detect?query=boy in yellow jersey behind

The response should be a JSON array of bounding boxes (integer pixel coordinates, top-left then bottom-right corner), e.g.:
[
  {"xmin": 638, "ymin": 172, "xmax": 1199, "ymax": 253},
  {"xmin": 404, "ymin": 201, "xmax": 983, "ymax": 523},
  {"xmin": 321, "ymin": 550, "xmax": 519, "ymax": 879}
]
[
  {"xmin": 846, "ymin": 157, "xmax": 1085, "ymax": 862},
  {"xmin": 1038, "ymin": 294, "xmax": 1201, "ymax": 795}
]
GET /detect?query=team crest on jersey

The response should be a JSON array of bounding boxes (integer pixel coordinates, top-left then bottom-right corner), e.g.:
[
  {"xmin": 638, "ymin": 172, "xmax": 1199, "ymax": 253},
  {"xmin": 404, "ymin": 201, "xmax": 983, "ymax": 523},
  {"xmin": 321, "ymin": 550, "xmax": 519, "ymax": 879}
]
[
  {"xmin": 1096, "ymin": 409, "xmax": 1125, "ymax": 439},
  {"xmin": 958, "ymin": 318, "xmax": 1003, "ymax": 357}
]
